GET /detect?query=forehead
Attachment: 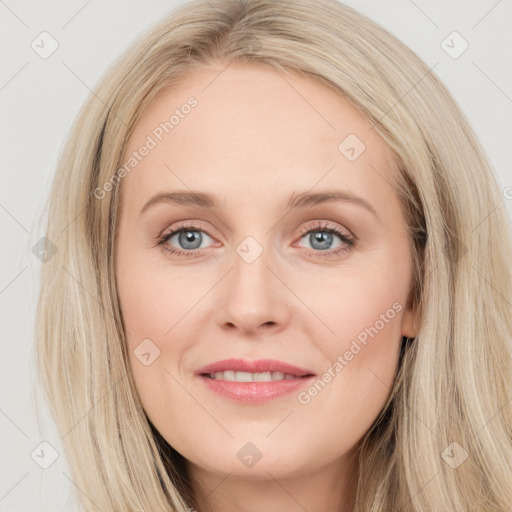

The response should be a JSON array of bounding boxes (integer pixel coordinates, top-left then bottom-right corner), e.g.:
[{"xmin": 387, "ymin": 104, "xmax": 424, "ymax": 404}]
[{"xmin": 118, "ymin": 61, "xmax": 397, "ymax": 213}]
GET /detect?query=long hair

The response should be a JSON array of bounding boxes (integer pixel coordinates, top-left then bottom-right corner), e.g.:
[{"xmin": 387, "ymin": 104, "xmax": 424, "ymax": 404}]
[{"xmin": 34, "ymin": 0, "xmax": 512, "ymax": 510}]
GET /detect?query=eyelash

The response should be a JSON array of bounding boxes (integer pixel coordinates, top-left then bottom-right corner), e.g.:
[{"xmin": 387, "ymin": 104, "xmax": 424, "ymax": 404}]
[{"xmin": 156, "ymin": 220, "xmax": 356, "ymax": 259}]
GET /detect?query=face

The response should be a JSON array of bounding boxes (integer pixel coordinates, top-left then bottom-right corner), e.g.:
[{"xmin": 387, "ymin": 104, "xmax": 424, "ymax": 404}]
[{"xmin": 114, "ymin": 61, "xmax": 417, "ymax": 483}]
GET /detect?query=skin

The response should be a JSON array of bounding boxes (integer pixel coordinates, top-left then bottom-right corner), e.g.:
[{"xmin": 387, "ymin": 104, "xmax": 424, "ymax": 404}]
[{"xmin": 114, "ymin": 60, "xmax": 418, "ymax": 512}]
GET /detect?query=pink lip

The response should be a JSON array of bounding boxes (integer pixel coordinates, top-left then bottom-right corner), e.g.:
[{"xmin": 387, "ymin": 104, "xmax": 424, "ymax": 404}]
[{"xmin": 195, "ymin": 358, "xmax": 316, "ymax": 404}]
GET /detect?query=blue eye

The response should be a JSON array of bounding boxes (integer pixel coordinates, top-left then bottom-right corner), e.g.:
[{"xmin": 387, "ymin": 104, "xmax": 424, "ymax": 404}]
[
  {"xmin": 157, "ymin": 220, "xmax": 355, "ymax": 259},
  {"xmin": 301, "ymin": 229, "xmax": 346, "ymax": 251},
  {"xmin": 158, "ymin": 225, "xmax": 214, "ymax": 257},
  {"xmin": 297, "ymin": 221, "xmax": 355, "ymax": 258}
]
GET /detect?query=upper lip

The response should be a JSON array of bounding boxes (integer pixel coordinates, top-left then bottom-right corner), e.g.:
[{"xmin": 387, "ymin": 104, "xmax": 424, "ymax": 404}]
[{"xmin": 195, "ymin": 358, "xmax": 316, "ymax": 377}]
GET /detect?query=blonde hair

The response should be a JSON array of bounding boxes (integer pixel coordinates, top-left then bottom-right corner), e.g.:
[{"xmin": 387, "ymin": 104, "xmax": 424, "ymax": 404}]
[{"xmin": 34, "ymin": 0, "xmax": 512, "ymax": 510}]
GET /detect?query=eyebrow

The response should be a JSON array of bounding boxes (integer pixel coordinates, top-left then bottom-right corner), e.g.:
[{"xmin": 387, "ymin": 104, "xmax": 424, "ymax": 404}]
[{"xmin": 139, "ymin": 189, "xmax": 378, "ymax": 218}]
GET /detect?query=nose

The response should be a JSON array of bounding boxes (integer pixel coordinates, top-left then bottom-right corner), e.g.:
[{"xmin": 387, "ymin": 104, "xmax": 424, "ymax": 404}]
[{"xmin": 215, "ymin": 244, "xmax": 291, "ymax": 337}]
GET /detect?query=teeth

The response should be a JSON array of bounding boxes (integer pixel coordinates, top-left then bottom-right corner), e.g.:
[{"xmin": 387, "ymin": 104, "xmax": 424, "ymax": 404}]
[
  {"xmin": 253, "ymin": 371, "xmax": 272, "ymax": 382},
  {"xmin": 208, "ymin": 371, "xmax": 298, "ymax": 382}
]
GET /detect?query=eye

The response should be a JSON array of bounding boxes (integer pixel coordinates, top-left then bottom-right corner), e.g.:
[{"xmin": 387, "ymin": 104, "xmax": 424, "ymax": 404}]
[
  {"xmin": 157, "ymin": 222, "xmax": 215, "ymax": 257},
  {"xmin": 297, "ymin": 221, "xmax": 355, "ymax": 258},
  {"xmin": 155, "ymin": 220, "xmax": 355, "ymax": 259}
]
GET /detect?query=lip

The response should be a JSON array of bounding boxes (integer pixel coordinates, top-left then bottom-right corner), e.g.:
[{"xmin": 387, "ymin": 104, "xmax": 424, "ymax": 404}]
[
  {"xmin": 195, "ymin": 358, "xmax": 316, "ymax": 404},
  {"xmin": 195, "ymin": 358, "xmax": 316, "ymax": 377}
]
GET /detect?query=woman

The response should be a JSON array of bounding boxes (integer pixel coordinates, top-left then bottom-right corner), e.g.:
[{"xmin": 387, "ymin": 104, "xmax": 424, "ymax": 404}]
[{"xmin": 35, "ymin": 0, "xmax": 512, "ymax": 510}]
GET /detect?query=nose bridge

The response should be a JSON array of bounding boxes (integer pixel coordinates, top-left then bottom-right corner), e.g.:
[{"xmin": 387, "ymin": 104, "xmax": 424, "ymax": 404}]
[
  {"xmin": 216, "ymin": 232, "xmax": 289, "ymax": 334},
  {"xmin": 231, "ymin": 233, "xmax": 276, "ymax": 302}
]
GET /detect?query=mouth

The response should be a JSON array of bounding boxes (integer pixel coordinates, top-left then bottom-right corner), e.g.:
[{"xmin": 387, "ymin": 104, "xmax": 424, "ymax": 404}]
[
  {"xmin": 195, "ymin": 357, "xmax": 316, "ymax": 378},
  {"xmin": 200, "ymin": 370, "xmax": 315, "ymax": 382},
  {"xmin": 195, "ymin": 358, "xmax": 316, "ymax": 404}
]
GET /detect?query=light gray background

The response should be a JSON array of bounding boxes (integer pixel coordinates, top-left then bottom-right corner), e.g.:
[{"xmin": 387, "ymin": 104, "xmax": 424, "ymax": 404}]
[{"xmin": 1, "ymin": 1, "xmax": 511, "ymax": 510}]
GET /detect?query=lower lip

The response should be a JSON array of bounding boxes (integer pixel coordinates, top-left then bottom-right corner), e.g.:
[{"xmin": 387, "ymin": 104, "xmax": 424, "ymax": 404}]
[{"xmin": 198, "ymin": 375, "xmax": 315, "ymax": 404}]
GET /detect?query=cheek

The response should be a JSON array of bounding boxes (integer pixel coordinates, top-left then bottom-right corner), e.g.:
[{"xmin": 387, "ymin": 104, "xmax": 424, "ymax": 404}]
[
  {"xmin": 115, "ymin": 246, "xmax": 209, "ymax": 415},
  {"xmin": 294, "ymin": 261, "xmax": 405, "ymax": 420},
  {"xmin": 299, "ymin": 256, "xmax": 407, "ymax": 355},
  {"xmin": 116, "ymin": 258, "xmax": 194, "ymax": 440},
  {"xmin": 116, "ymin": 243, "xmax": 189, "ymax": 342}
]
